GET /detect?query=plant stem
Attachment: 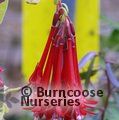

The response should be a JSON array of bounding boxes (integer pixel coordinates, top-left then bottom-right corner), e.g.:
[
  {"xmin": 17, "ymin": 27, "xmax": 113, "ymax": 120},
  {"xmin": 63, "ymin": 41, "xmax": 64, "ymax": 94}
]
[{"xmin": 101, "ymin": 70, "xmax": 111, "ymax": 120}]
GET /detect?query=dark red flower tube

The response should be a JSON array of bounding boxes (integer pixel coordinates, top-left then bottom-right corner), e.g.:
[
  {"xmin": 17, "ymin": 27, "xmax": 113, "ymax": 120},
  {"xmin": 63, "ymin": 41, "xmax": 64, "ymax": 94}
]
[{"xmin": 26, "ymin": 1, "xmax": 97, "ymax": 119}]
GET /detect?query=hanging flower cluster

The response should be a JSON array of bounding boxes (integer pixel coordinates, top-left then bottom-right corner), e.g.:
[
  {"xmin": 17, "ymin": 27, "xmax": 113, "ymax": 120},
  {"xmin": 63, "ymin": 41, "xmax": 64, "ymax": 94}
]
[{"xmin": 26, "ymin": 1, "xmax": 97, "ymax": 119}]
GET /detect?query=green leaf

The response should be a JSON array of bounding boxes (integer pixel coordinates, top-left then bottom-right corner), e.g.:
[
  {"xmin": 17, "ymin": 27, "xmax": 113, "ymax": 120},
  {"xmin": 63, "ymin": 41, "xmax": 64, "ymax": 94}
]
[
  {"xmin": 80, "ymin": 69, "xmax": 98, "ymax": 80},
  {"xmin": 0, "ymin": 103, "xmax": 9, "ymax": 120},
  {"xmin": 84, "ymin": 57, "xmax": 96, "ymax": 87},
  {"xmin": 4, "ymin": 87, "xmax": 21, "ymax": 95},
  {"xmin": 0, "ymin": 0, "xmax": 9, "ymax": 24},
  {"xmin": 109, "ymin": 29, "xmax": 119, "ymax": 51}
]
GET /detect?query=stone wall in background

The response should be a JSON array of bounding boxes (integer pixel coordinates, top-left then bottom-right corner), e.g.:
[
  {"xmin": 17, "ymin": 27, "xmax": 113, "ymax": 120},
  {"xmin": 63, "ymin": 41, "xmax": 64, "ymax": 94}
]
[
  {"xmin": 101, "ymin": 0, "xmax": 119, "ymax": 35},
  {"xmin": 0, "ymin": 1, "xmax": 22, "ymax": 85}
]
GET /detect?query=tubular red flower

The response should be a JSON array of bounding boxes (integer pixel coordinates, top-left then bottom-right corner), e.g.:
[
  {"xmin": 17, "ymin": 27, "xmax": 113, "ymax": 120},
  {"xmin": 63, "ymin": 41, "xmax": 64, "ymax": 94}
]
[
  {"xmin": 29, "ymin": 25, "xmax": 58, "ymax": 86},
  {"xmin": 72, "ymin": 37, "xmax": 82, "ymax": 88},
  {"xmin": 41, "ymin": 45, "xmax": 55, "ymax": 88},
  {"xmin": 26, "ymin": 2, "xmax": 97, "ymax": 119},
  {"xmin": 51, "ymin": 45, "xmax": 63, "ymax": 89}
]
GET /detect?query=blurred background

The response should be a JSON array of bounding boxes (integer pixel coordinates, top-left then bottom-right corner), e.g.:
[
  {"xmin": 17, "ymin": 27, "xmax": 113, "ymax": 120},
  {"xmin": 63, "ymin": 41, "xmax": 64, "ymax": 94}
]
[
  {"xmin": 0, "ymin": 0, "xmax": 22, "ymax": 86},
  {"xmin": 0, "ymin": 0, "xmax": 119, "ymax": 120}
]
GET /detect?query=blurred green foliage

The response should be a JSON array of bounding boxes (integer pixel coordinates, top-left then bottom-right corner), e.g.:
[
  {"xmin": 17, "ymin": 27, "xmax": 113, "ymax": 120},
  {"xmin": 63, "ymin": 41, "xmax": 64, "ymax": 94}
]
[
  {"xmin": 101, "ymin": 29, "xmax": 119, "ymax": 52},
  {"xmin": 5, "ymin": 112, "xmax": 33, "ymax": 120},
  {"xmin": 109, "ymin": 29, "xmax": 119, "ymax": 51},
  {"xmin": 0, "ymin": 0, "xmax": 8, "ymax": 24}
]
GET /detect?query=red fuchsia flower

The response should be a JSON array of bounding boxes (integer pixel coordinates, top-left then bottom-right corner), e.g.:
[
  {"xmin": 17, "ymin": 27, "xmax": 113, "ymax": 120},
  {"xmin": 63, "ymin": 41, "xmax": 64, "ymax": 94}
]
[
  {"xmin": 0, "ymin": 67, "xmax": 4, "ymax": 87},
  {"xmin": 25, "ymin": 1, "xmax": 97, "ymax": 119}
]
